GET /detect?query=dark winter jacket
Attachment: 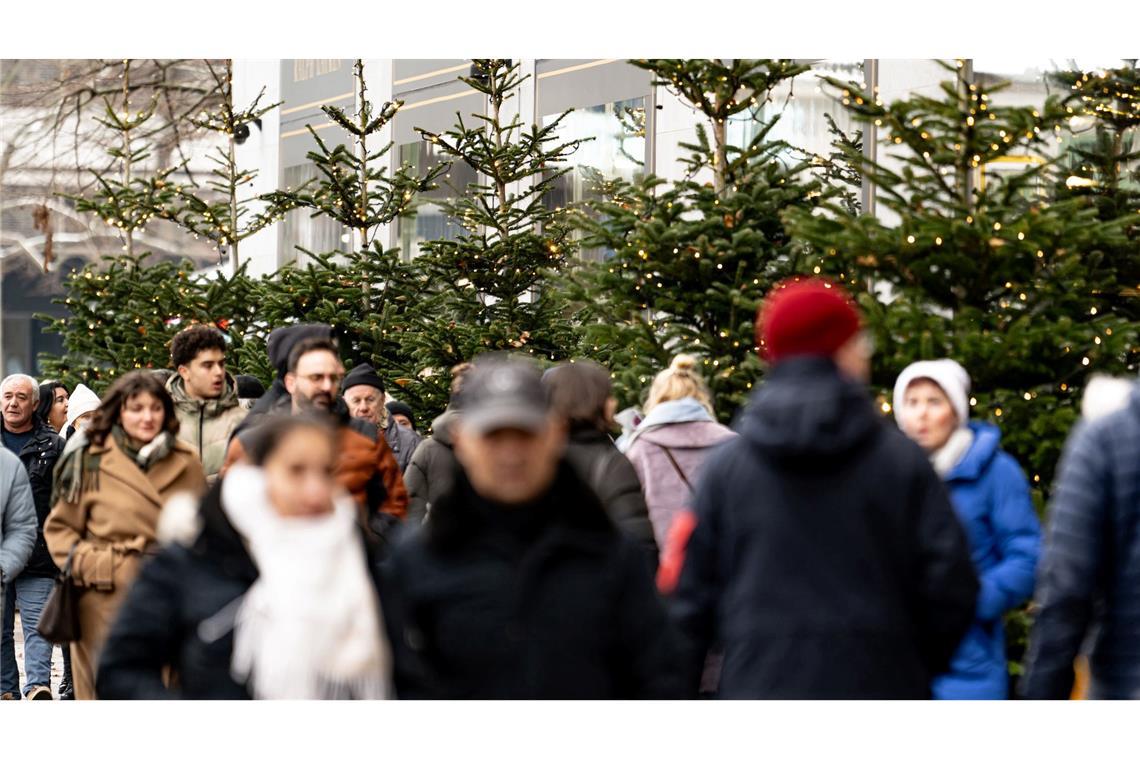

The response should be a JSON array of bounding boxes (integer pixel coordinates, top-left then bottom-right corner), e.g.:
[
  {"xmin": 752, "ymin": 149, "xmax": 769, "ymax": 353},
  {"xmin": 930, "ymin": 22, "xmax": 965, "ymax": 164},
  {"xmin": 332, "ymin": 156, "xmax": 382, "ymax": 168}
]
[
  {"xmin": 95, "ymin": 481, "xmax": 387, "ymax": 699},
  {"xmin": 1022, "ymin": 384, "xmax": 1140, "ymax": 699},
  {"xmin": 933, "ymin": 422, "xmax": 1041, "ymax": 700},
  {"xmin": 1, "ymin": 419, "xmax": 64, "ymax": 578},
  {"xmin": 564, "ymin": 426, "xmax": 658, "ymax": 573},
  {"xmin": 671, "ymin": 356, "xmax": 979, "ymax": 699},
  {"xmin": 404, "ymin": 409, "xmax": 459, "ymax": 525},
  {"xmin": 384, "ymin": 460, "xmax": 684, "ymax": 699}
]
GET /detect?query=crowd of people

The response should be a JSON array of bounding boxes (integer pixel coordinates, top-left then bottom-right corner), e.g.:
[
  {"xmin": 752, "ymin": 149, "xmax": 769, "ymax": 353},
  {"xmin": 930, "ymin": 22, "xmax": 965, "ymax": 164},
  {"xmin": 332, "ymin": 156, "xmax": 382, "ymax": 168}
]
[{"xmin": 0, "ymin": 276, "xmax": 1137, "ymax": 699}]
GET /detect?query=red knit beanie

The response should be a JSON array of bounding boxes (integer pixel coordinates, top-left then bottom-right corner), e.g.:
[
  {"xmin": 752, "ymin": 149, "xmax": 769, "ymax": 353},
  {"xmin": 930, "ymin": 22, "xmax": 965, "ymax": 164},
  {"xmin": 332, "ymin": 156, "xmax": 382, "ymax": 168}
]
[{"xmin": 756, "ymin": 277, "xmax": 862, "ymax": 363}]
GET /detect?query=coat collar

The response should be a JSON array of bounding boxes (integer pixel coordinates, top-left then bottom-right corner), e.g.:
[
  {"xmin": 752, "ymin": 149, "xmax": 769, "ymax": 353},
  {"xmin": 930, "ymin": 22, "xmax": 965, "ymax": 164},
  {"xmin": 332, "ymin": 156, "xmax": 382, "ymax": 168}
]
[
  {"xmin": 90, "ymin": 434, "xmax": 195, "ymax": 509},
  {"xmin": 1, "ymin": 419, "xmax": 59, "ymax": 457},
  {"xmin": 945, "ymin": 421, "xmax": 1002, "ymax": 483},
  {"xmin": 167, "ymin": 373, "xmax": 241, "ymax": 417},
  {"xmin": 426, "ymin": 460, "xmax": 615, "ymax": 553}
]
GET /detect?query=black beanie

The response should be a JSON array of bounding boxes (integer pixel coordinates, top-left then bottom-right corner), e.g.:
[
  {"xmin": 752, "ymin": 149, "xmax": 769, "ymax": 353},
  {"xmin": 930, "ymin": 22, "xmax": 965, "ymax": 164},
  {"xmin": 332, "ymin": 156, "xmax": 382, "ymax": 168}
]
[
  {"xmin": 267, "ymin": 324, "xmax": 334, "ymax": 379},
  {"xmin": 235, "ymin": 374, "xmax": 266, "ymax": 399},
  {"xmin": 386, "ymin": 400, "xmax": 415, "ymax": 429},
  {"xmin": 341, "ymin": 362, "xmax": 386, "ymax": 394}
]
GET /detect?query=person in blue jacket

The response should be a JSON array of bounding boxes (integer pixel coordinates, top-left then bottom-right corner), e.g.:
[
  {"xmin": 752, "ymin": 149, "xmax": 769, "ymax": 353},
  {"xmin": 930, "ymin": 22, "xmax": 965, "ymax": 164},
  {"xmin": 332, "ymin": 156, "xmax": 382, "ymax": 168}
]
[{"xmin": 894, "ymin": 359, "xmax": 1042, "ymax": 699}]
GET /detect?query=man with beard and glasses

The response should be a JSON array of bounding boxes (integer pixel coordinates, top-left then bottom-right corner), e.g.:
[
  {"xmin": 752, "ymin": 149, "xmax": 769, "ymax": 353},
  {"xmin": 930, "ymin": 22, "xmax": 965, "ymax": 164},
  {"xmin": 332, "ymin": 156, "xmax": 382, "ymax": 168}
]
[{"xmin": 222, "ymin": 338, "xmax": 408, "ymax": 530}]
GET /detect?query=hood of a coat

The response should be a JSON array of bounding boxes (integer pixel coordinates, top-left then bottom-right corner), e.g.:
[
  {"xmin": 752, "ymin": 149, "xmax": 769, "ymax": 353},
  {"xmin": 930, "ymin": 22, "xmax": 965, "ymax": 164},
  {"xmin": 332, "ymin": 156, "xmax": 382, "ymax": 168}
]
[
  {"xmin": 630, "ymin": 420, "xmax": 735, "ymax": 450},
  {"xmin": 945, "ymin": 421, "xmax": 1002, "ymax": 483},
  {"xmin": 430, "ymin": 408, "xmax": 457, "ymax": 448},
  {"xmin": 735, "ymin": 356, "xmax": 880, "ymax": 462},
  {"xmin": 167, "ymin": 373, "xmax": 241, "ymax": 417}
]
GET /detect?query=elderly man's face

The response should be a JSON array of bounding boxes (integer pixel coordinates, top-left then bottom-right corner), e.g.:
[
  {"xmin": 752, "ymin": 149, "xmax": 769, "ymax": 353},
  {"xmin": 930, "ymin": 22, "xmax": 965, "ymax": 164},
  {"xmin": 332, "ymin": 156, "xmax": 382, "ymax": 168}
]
[
  {"xmin": 2, "ymin": 378, "xmax": 36, "ymax": 433},
  {"xmin": 344, "ymin": 385, "xmax": 384, "ymax": 425}
]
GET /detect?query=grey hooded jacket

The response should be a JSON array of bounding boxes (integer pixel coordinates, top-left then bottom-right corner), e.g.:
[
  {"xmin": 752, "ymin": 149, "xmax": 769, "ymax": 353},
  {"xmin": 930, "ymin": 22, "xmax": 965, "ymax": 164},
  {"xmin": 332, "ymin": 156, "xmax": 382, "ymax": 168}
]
[{"xmin": 1, "ymin": 447, "xmax": 37, "ymax": 583}]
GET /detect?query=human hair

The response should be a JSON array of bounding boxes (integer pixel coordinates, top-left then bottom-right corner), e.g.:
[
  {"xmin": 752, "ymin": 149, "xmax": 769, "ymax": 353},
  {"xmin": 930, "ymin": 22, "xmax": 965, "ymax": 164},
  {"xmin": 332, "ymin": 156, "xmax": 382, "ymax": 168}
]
[
  {"xmin": 543, "ymin": 361, "xmax": 613, "ymax": 434},
  {"xmin": 450, "ymin": 362, "xmax": 474, "ymax": 396},
  {"xmin": 170, "ymin": 324, "xmax": 227, "ymax": 369},
  {"xmin": 35, "ymin": 381, "xmax": 66, "ymax": 425},
  {"xmin": 287, "ymin": 337, "xmax": 341, "ymax": 375},
  {"xmin": 643, "ymin": 354, "xmax": 715, "ymax": 417},
  {"xmin": 243, "ymin": 414, "xmax": 337, "ymax": 466},
  {"xmin": 1, "ymin": 374, "xmax": 40, "ymax": 405},
  {"xmin": 86, "ymin": 371, "xmax": 179, "ymax": 446}
]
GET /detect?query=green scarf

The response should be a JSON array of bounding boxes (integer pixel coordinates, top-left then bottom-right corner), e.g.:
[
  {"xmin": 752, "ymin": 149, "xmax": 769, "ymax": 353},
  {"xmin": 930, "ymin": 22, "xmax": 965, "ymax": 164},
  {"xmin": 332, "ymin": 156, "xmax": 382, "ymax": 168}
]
[
  {"xmin": 53, "ymin": 426, "xmax": 177, "ymax": 505},
  {"xmin": 111, "ymin": 425, "xmax": 176, "ymax": 472}
]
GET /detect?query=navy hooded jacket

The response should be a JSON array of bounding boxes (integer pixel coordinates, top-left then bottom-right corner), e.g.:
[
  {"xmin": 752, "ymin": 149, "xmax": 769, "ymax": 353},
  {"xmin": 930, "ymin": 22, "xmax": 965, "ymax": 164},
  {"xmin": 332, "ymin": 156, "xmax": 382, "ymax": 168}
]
[{"xmin": 670, "ymin": 356, "xmax": 979, "ymax": 698}]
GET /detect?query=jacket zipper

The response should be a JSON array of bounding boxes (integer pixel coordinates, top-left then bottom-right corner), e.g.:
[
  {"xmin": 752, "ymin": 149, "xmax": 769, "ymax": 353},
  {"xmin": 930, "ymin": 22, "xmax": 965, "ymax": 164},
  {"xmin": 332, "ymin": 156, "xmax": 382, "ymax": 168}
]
[{"xmin": 198, "ymin": 405, "xmax": 205, "ymax": 461}]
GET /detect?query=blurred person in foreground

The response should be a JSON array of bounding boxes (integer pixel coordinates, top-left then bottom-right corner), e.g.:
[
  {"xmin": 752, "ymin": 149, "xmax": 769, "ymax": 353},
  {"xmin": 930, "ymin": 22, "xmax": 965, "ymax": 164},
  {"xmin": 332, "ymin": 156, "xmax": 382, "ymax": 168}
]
[
  {"xmin": 669, "ymin": 278, "xmax": 978, "ymax": 698},
  {"xmin": 1021, "ymin": 372, "xmax": 1140, "ymax": 699},
  {"xmin": 44, "ymin": 371, "xmax": 207, "ymax": 700},
  {"xmin": 0, "ymin": 449, "xmax": 37, "ymax": 700},
  {"xmin": 542, "ymin": 360, "xmax": 657, "ymax": 571},
  {"xmin": 384, "ymin": 354, "xmax": 682, "ymax": 698},
  {"xmin": 1, "ymin": 374, "xmax": 65, "ymax": 700},
  {"xmin": 97, "ymin": 415, "xmax": 391, "ymax": 699}
]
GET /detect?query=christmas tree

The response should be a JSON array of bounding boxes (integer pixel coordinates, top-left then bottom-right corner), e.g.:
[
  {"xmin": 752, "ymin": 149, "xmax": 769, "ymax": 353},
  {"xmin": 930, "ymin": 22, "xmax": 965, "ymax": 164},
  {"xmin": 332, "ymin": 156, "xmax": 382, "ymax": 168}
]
[
  {"xmin": 40, "ymin": 59, "xmax": 268, "ymax": 389},
  {"xmin": 37, "ymin": 254, "xmax": 263, "ymax": 392},
  {"xmin": 1050, "ymin": 61, "xmax": 1140, "ymax": 319},
  {"xmin": 401, "ymin": 59, "xmax": 587, "ymax": 416},
  {"xmin": 785, "ymin": 60, "xmax": 1138, "ymax": 498},
  {"xmin": 565, "ymin": 59, "xmax": 827, "ymax": 420},
  {"xmin": 259, "ymin": 59, "xmax": 446, "ymax": 405},
  {"xmin": 142, "ymin": 59, "xmax": 294, "ymax": 275}
]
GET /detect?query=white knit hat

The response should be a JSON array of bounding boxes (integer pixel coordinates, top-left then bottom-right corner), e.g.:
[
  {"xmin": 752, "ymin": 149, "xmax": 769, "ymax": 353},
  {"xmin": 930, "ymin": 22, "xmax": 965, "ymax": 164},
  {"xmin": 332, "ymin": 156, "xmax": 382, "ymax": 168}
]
[
  {"xmin": 893, "ymin": 359, "xmax": 971, "ymax": 429},
  {"xmin": 66, "ymin": 383, "xmax": 101, "ymax": 430}
]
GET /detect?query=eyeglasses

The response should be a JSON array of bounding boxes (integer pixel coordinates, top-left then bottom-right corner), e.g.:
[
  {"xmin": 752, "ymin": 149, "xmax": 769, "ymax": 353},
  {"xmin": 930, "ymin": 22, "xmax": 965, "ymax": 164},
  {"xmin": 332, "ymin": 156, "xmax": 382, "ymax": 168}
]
[{"xmin": 302, "ymin": 373, "xmax": 345, "ymax": 386}]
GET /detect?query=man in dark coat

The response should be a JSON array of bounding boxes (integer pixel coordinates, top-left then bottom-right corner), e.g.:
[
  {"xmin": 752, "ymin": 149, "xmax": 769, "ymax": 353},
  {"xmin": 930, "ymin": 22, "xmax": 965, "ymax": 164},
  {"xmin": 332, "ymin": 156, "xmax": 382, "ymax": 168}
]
[
  {"xmin": 669, "ymin": 279, "xmax": 978, "ymax": 699},
  {"xmin": 384, "ymin": 354, "xmax": 683, "ymax": 699},
  {"xmin": 1, "ymin": 374, "xmax": 65, "ymax": 700},
  {"xmin": 1022, "ymin": 383, "xmax": 1140, "ymax": 699}
]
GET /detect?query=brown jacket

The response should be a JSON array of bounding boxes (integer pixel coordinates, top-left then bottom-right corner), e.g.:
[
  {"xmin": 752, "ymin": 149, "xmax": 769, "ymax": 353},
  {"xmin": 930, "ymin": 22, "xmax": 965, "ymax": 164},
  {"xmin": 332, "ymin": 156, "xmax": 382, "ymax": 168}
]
[
  {"xmin": 43, "ymin": 435, "xmax": 207, "ymax": 699},
  {"xmin": 221, "ymin": 421, "xmax": 408, "ymax": 520}
]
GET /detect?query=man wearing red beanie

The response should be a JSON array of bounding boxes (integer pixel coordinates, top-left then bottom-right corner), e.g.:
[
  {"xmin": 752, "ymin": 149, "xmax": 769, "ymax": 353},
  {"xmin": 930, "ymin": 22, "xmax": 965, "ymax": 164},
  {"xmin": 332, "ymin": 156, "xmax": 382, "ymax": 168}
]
[{"xmin": 669, "ymin": 277, "xmax": 979, "ymax": 698}]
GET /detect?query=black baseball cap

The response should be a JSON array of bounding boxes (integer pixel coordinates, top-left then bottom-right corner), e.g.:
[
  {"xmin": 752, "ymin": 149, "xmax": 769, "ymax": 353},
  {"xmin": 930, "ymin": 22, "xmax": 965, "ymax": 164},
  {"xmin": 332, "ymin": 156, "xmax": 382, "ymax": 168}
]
[{"xmin": 457, "ymin": 354, "xmax": 551, "ymax": 434}]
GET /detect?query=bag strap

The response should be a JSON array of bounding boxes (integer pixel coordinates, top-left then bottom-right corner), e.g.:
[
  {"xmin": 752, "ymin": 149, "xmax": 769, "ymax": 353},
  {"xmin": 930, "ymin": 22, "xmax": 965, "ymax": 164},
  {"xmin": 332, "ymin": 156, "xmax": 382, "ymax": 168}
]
[
  {"xmin": 60, "ymin": 543, "xmax": 79, "ymax": 578},
  {"xmin": 653, "ymin": 442, "xmax": 695, "ymax": 495}
]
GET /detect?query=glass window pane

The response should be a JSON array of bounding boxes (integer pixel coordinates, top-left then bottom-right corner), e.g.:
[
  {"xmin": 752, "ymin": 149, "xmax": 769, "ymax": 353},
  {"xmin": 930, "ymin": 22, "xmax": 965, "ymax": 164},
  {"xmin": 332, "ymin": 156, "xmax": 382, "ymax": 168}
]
[{"xmin": 542, "ymin": 96, "xmax": 647, "ymax": 261}]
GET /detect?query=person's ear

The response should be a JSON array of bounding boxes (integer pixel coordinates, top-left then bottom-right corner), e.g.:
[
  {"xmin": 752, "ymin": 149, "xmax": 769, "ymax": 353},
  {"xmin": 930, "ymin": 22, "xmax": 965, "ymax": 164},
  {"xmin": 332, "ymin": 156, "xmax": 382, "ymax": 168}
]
[
  {"xmin": 284, "ymin": 372, "xmax": 297, "ymax": 395},
  {"xmin": 604, "ymin": 397, "xmax": 618, "ymax": 426},
  {"xmin": 177, "ymin": 364, "xmax": 191, "ymax": 383}
]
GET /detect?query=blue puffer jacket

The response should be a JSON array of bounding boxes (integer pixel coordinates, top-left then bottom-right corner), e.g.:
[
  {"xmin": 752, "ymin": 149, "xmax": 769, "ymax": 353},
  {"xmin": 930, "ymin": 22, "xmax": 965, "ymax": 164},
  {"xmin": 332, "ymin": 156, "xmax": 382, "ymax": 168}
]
[{"xmin": 933, "ymin": 422, "xmax": 1041, "ymax": 699}]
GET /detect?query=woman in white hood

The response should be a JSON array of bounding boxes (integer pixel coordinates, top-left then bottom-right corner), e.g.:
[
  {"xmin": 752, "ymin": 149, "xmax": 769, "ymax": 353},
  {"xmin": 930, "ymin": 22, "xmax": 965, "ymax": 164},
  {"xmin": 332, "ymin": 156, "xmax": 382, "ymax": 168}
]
[{"xmin": 893, "ymin": 359, "xmax": 1041, "ymax": 699}]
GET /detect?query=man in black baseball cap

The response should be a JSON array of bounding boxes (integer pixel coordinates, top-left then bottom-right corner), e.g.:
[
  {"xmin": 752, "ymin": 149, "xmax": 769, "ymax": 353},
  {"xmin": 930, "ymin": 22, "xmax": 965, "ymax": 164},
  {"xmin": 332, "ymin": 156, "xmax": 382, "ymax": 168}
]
[{"xmin": 383, "ymin": 353, "xmax": 681, "ymax": 698}]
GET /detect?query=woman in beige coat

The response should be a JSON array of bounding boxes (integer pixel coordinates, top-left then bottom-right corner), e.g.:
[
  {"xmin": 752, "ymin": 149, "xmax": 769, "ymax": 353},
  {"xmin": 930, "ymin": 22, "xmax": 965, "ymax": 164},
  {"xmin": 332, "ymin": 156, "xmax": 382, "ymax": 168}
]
[{"xmin": 45, "ymin": 371, "xmax": 206, "ymax": 700}]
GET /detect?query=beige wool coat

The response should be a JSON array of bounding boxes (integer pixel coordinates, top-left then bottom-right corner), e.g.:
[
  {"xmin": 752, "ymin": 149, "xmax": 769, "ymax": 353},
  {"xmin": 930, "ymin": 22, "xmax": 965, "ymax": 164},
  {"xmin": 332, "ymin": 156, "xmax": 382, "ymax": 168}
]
[{"xmin": 44, "ymin": 434, "xmax": 206, "ymax": 700}]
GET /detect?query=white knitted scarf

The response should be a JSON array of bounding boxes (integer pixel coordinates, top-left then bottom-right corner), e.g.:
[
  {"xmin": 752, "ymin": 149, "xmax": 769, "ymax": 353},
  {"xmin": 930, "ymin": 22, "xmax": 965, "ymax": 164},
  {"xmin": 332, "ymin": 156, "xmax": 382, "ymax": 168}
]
[
  {"xmin": 221, "ymin": 465, "xmax": 390, "ymax": 700},
  {"xmin": 929, "ymin": 427, "xmax": 975, "ymax": 478}
]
